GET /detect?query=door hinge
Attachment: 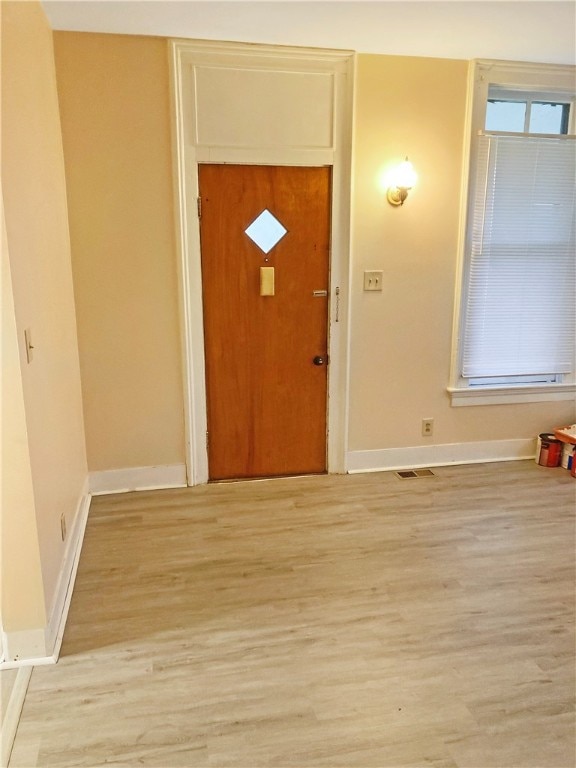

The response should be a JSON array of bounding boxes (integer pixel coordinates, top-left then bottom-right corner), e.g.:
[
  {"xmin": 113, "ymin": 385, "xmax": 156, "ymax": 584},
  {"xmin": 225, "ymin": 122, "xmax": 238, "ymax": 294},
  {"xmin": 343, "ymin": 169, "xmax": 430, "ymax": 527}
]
[
  {"xmin": 206, "ymin": 430, "xmax": 209, "ymax": 450},
  {"xmin": 197, "ymin": 197, "xmax": 202, "ymax": 218}
]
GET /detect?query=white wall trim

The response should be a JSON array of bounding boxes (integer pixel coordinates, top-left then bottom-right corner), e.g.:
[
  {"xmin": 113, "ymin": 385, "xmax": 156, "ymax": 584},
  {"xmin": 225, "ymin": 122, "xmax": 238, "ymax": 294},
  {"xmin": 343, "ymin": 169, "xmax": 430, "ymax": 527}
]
[
  {"xmin": 1, "ymin": 483, "xmax": 92, "ymax": 668},
  {"xmin": 45, "ymin": 487, "xmax": 91, "ymax": 661},
  {"xmin": 1, "ymin": 666, "xmax": 33, "ymax": 768},
  {"xmin": 89, "ymin": 464, "xmax": 188, "ymax": 495},
  {"xmin": 0, "ymin": 629, "xmax": 50, "ymax": 669},
  {"xmin": 449, "ymin": 384, "xmax": 576, "ymax": 406},
  {"xmin": 346, "ymin": 438, "xmax": 536, "ymax": 473}
]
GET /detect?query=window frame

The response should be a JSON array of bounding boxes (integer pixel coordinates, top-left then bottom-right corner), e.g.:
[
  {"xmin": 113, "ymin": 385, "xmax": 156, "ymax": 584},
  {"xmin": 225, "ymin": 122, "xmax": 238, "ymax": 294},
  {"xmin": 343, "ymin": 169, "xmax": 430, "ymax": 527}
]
[{"xmin": 449, "ymin": 60, "xmax": 576, "ymax": 407}]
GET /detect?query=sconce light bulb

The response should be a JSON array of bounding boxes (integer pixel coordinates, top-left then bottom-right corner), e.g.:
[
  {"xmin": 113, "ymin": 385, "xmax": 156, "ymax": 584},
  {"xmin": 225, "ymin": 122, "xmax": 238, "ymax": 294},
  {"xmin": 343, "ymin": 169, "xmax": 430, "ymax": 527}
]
[
  {"xmin": 396, "ymin": 157, "xmax": 417, "ymax": 189},
  {"xmin": 387, "ymin": 157, "xmax": 417, "ymax": 206}
]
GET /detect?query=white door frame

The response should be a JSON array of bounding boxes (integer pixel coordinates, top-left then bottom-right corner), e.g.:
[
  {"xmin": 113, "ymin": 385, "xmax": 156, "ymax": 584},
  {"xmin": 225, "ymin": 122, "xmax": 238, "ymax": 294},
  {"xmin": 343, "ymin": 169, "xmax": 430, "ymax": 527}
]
[{"xmin": 169, "ymin": 39, "xmax": 354, "ymax": 485}]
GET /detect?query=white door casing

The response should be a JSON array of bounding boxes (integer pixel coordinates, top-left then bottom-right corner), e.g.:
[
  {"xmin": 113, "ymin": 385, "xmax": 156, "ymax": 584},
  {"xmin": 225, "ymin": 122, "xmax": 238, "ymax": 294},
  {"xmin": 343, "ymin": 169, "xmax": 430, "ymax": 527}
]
[{"xmin": 169, "ymin": 39, "xmax": 354, "ymax": 484}]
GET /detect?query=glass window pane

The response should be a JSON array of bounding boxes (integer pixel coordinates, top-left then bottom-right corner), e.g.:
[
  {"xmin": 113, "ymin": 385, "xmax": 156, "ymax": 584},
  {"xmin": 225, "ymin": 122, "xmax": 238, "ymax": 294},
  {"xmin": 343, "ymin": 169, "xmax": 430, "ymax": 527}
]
[
  {"xmin": 244, "ymin": 209, "xmax": 287, "ymax": 254},
  {"xmin": 529, "ymin": 102, "xmax": 569, "ymax": 134},
  {"xmin": 485, "ymin": 100, "xmax": 527, "ymax": 132}
]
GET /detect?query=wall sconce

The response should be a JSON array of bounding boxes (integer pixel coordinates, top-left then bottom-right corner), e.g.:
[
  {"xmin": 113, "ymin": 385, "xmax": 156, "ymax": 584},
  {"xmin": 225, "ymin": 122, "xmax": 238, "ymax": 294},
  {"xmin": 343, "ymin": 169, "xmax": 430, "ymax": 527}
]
[{"xmin": 386, "ymin": 157, "xmax": 417, "ymax": 206}]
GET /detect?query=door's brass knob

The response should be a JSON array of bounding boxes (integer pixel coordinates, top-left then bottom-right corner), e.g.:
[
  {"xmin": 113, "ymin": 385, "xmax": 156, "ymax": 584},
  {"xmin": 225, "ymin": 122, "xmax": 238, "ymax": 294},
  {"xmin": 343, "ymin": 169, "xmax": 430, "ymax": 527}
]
[{"xmin": 313, "ymin": 356, "xmax": 325, "ymax": 366}]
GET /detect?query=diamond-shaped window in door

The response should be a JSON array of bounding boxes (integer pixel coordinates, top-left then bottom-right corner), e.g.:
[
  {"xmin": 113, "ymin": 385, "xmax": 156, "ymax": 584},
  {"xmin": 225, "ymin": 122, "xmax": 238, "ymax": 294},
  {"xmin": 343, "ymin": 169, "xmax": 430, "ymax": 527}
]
[{"xmin": 244, "ymin": 209, "xmax": 287, "ymax": 254}]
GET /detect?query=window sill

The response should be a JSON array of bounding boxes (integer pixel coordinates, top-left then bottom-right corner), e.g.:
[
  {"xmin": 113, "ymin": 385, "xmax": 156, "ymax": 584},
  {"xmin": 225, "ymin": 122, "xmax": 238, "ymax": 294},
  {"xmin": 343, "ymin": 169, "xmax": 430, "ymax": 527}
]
[{"xmin": 448, "ymin": 383, "xmax": 576, "ymax": 407}]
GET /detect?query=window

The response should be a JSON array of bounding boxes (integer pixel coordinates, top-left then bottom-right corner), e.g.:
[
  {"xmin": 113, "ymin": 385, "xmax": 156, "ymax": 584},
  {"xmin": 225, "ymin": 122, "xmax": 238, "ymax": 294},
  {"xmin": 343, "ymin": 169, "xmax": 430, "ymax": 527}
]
[
  {"xmin": 486, "ymin": 89, "xmax": 571, "ymax": 134},
  {"xmin": 450, "ymin": 61, "xmax": 576, "ymax": 406}
]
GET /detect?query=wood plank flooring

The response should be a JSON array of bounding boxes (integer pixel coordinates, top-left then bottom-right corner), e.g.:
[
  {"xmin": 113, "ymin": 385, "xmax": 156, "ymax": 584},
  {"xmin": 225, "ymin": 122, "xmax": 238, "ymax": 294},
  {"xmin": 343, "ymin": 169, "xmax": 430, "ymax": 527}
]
[{"xmin": 9, "ymin": 461, "xmax": 576, "ymax": 767}]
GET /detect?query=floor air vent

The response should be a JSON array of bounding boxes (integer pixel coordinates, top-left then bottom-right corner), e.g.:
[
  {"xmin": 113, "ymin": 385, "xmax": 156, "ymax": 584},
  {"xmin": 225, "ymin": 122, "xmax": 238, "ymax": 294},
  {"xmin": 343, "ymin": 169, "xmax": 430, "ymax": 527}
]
[{"xmin": 394, "ymin": 469, "xmax": 436, "ymax": 479}]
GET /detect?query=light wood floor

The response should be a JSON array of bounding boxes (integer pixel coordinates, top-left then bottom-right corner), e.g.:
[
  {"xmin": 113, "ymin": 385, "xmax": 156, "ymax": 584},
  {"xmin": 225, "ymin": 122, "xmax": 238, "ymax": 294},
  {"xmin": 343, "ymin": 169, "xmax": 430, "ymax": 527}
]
[{"xmin": 9, "ymin": 461, "xmax": 576, "ymax": 768}]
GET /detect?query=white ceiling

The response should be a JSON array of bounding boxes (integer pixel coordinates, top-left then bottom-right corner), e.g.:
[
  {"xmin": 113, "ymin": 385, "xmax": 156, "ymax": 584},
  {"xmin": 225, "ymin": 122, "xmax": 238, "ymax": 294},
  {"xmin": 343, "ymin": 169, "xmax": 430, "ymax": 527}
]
[{"xmin": 42, "ymin": 1, "xmax": 576, "ymax": 66}]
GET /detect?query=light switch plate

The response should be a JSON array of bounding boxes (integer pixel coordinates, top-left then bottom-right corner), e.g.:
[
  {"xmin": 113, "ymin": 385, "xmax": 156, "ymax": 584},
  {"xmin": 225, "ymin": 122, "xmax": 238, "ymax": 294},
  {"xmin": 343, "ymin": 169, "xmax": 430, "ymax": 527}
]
[{"xmin": 363, "ymin": 271, "xmax": 383, "ymax": 291}]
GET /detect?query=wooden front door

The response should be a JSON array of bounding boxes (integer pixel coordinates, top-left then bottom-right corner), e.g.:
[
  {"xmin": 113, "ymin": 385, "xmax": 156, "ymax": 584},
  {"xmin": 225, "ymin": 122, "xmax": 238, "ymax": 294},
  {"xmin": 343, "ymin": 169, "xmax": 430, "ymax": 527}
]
[{"xmin": 199, "ymin": 164, "xmax": 331, "ymax": 480}]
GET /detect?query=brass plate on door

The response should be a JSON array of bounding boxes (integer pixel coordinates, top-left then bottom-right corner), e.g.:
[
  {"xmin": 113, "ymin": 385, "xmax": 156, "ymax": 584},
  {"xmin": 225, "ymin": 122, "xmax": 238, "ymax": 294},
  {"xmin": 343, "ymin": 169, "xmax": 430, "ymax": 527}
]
[{"xmin": 260, "ymin": 266, "xmax": 275, "ymax": 296}]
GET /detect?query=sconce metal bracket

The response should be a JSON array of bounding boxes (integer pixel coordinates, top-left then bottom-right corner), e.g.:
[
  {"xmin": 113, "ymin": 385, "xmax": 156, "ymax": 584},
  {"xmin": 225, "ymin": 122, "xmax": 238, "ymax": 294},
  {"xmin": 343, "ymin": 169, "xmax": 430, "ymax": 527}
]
[{"xmin": 387, "ymin": 187, "xmax": 409, "ymax": 206}]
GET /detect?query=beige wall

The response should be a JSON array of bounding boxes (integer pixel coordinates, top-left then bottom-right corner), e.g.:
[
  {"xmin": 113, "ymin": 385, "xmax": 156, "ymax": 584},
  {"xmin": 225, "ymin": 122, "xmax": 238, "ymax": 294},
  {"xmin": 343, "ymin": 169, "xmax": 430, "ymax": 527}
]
[
  {"xmin": 53, "ymin": 32, "xmax": 185, "ymax": 472},
  {"xmin": 348, "ymin": 54, "xmax": 574, "ymax": 450},
  {"xmin": 51, "ymin": 35, "xmax": 574, "ymax": 472},
  {"xmin": 1, "ymin": 1, "xmax": 87, "ymax": 633},
  {"xmin": 1, "ymin": 195, "xmax": 46, "ymax": 635}
]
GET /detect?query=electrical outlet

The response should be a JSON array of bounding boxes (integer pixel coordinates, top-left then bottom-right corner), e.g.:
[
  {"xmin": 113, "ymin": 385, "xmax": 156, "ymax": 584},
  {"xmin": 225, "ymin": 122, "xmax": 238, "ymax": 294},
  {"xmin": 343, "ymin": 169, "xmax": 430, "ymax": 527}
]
[
  {"xmin": 422, "ymin": 418, "xmax": 434, "ymax": 437},
  {"xmin": 363, "ymin": 271, "xmax": 383, "ymax": 291},
  {"xmin": 60, "ymin": 513, "xmax": 67, "ymax": 542}
]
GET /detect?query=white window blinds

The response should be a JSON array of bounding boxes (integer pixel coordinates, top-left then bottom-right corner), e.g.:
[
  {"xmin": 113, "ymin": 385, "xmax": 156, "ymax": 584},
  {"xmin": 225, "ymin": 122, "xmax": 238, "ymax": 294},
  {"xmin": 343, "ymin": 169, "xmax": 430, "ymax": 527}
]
[{"xmin": 462, "ymin": 134, "xmax": 576, "ymax": 379}]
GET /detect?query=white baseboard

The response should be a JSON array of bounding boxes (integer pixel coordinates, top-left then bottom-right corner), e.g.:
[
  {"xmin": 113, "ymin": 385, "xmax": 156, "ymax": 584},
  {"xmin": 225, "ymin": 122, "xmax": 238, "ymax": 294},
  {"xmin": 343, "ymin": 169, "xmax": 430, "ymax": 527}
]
[
  {"xmin": 346, "ymin": 438, "xmax": 536, "ymax": 473},
  {"xmin": 1, "ymin": 666, "xmax": 33, "ymax": 768},
  {"xmin": 45, "ymin": 486, "xmax": 91, "ymax": 661},
  {"xmin": 0, "ymin": 630, "xmax": 50, "ymax": 668},
  {"xmin": 2, "ymin": 465, "xmax": 187, "ymax": 666},
  {"xmin": 1, "ymin": 482, "xmax": 91, "ymax": 669},
  {"xmin": 89, "ymin": 463, "xmax": 188, "ymax": 495}
]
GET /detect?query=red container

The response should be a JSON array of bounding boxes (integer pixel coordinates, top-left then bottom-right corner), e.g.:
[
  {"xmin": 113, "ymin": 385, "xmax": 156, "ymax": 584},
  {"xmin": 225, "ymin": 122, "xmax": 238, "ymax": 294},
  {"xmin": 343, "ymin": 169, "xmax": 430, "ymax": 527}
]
[{"xmin": 537, "ymin": 433, "xmax": 562, "ymax": 467}]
